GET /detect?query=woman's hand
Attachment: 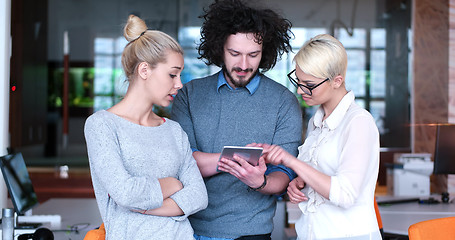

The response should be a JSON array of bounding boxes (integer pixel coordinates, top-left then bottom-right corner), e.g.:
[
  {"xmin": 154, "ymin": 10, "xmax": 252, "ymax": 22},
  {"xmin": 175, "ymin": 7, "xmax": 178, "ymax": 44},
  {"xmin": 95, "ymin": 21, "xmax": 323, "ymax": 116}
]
[
  {"xmin": 159, "ymin": 177, "xmax": 183, "ymax": 199},
  {"xmin": 131, "ymin": 177, "xmax": 184, "ymax": 216},
  {"xmin": 287, "ymin": 177, "xmax": 308, "ymax": 204},
  {"xmin": 259, "ymin": 143, "xmax": 295, "ymax": 167},
  {"xmin": 132, "ymin": 198, "xmax": 184, "ymax": 217}
]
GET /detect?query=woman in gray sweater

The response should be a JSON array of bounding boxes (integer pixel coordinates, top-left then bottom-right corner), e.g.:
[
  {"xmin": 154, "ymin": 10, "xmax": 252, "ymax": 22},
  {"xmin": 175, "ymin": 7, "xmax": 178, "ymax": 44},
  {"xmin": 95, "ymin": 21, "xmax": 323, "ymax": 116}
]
[{"xmin": 84, "ymin": 15, "xmax": 208, "ymax": 239}]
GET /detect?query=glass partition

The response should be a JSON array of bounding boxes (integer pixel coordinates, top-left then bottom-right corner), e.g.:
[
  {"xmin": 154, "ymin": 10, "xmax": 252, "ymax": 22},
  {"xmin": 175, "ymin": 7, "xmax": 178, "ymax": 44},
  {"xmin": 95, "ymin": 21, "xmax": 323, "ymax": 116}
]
[{"xmin": 11, "ymin": 0, "xmax": 412, "ymax": 165}]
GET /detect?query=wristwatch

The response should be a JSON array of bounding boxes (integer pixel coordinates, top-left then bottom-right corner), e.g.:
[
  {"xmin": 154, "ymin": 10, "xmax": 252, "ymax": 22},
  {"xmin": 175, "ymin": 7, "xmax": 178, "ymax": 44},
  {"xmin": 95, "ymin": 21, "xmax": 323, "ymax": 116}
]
[{"xmin": 248, "ymin": 174, "xmax": 267, "ymax": 191}]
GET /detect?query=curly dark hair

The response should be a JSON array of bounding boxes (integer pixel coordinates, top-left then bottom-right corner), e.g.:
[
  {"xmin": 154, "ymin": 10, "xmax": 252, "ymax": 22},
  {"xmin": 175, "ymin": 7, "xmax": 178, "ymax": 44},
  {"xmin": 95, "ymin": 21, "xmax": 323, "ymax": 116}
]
[{"xmin": 197, "ymin": 0, "xmax": 293, "ymax": 72}]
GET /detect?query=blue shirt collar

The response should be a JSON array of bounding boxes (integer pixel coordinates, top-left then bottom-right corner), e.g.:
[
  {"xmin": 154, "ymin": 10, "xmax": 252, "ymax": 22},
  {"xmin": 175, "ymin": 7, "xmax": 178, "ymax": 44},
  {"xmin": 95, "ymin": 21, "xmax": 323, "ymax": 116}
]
[{"xmin": 216, "ymin": 70, "xmax": 260, "ymax": 95}]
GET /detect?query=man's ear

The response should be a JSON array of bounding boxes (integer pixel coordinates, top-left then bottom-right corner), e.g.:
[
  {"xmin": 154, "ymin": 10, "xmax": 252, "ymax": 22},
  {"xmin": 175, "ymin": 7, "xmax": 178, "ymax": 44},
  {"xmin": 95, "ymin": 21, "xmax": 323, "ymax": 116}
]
[
  {"xmin": 332, "ymin": 75, "xmax": 344, "ymax": 88},
  {"xmin": 137, "ymin": 62, "xmax": 149, "ymax": 80}
]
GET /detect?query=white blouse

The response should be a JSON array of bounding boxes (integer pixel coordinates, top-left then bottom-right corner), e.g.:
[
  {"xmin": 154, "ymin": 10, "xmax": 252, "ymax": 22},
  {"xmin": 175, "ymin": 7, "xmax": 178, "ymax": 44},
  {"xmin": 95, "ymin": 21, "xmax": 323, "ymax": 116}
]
[{"xmin": 295, "ymin": 91, "xmax": 382, "ymax": 240}]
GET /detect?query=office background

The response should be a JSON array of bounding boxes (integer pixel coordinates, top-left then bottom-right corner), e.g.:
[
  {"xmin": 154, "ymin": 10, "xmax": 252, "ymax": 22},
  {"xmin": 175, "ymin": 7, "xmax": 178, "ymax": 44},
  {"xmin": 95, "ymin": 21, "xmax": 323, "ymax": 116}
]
[{"xmin": 2, "ymin": 0, "xmax": 455, "ymax": 214}]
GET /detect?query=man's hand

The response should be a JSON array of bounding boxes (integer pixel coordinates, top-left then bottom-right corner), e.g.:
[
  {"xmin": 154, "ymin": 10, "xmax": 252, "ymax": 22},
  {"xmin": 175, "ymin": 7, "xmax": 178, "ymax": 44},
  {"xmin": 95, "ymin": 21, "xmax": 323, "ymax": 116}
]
[{"xmin": 217, "ymin": 154, "xmax": 267, "ymax": 189}]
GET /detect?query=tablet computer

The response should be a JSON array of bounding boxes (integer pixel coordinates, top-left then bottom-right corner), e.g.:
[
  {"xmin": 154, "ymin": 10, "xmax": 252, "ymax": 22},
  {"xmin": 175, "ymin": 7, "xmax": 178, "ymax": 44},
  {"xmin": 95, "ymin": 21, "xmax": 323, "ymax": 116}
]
[{"xmin": 218, "ymin": 146, "xmax": 263, "ymax": 166}]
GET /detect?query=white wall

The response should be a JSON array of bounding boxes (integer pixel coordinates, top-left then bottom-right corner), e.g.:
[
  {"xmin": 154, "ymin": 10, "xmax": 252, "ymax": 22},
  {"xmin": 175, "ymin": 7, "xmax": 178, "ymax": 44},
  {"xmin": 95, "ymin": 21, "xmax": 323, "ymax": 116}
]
[{"xmin": 0, "ymin": 0, "xmax": 11, "ymax": 209}]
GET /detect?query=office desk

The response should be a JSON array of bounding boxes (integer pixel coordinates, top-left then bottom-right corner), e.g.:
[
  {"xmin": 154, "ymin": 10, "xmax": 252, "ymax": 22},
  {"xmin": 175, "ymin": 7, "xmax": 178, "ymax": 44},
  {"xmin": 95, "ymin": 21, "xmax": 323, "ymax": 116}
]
[
  {"xmin": 2, "ymin": 198, "xmax": 102, "ymax": 240},
  {"xmin": 286, "ymin": 198, "xmax": 455, "ymax": 237},
  {"xmin": 378, "ymin": 199, "xmax": 455, "ymax": 236},
  {"xmin": 31, "ymin": 198, "xmax": 102, "ymax": 240}
]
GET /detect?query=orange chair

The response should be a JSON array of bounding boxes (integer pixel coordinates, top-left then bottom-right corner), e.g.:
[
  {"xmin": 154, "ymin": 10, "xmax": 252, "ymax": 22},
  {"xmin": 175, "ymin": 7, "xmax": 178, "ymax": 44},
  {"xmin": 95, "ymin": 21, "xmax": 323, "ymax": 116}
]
[
  {"xmin": 374, "ymin": 198, "xmax": 383, "ymax": 237},
  {"xmin": 84, "ymin": 223, "xmax": 105, "ymax": 240},
  {"xmin": 408, "ymin": 216, "xmax": 455, "ymax": 240}
]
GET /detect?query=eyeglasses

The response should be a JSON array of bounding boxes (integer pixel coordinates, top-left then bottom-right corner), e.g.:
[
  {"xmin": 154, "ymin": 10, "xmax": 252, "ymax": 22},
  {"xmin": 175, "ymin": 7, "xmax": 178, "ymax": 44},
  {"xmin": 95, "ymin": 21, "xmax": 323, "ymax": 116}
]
[{"xmin": 287, "ymin": 69, "xmax": 329, "ymax": 96}]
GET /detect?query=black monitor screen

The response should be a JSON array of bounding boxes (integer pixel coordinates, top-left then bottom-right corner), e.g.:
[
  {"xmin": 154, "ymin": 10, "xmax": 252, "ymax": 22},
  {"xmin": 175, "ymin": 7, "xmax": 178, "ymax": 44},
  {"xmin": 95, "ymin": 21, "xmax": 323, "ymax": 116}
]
[
  {"xmin": 433, "ymin": 124, "xmax": 455, "ymax": 174},
  {"xmin": 0, "ymin": 153, "xmax": 39, "ymax": 215}
]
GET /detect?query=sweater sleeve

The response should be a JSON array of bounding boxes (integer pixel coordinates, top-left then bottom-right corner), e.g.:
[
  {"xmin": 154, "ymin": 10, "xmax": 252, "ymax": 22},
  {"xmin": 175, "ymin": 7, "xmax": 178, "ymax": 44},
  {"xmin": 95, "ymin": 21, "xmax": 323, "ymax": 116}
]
[
  {"xmin": 84, "ymin": 114, "xmax": 163, "ymax": 210},
  {"xmin": 274, "ymin": 89, "xmax": 303, "ymax": 157},
  {"xmin": 266, "ymin": 89, "xmax": 303, "ymax": 180},
  {"xmin": 171, "ymin": 84, "xmax": 198, "ymax": 149},
  {"xmin": 170, "ymin": 128, "xmax": 208, "ymax": 221}
]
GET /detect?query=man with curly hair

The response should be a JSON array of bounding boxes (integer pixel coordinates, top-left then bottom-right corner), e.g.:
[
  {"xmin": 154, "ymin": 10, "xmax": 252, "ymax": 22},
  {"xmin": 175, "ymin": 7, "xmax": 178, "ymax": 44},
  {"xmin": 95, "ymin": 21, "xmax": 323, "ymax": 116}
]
[{"xmin": 171, "ymin": 0, "xmax": 303, "ymax": 239}]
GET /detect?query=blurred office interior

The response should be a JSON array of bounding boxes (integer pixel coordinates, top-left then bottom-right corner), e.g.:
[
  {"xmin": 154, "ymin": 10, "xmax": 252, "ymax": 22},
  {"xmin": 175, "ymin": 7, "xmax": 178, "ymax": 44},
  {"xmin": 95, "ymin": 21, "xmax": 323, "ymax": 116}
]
[{"xmin": 3, "ymin": 0, "xmax": 455, "ymax": 219}]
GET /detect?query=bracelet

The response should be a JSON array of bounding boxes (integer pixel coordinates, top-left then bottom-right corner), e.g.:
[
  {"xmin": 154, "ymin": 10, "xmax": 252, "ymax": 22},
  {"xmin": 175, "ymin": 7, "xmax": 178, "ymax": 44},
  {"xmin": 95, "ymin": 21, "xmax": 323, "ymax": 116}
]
[{"xmin": 249, "ymin": 175, "xmax": 267, "ymax": 191}]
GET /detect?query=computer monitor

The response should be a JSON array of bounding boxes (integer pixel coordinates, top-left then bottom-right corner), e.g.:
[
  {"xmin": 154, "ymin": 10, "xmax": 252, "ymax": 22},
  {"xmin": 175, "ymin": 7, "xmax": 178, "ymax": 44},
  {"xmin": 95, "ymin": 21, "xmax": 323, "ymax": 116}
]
[
  {"xmin": 433, "ymin": 124, "xmax": 455, "ymax": 175},
  {"xmin": 0, "ymin": 152, "xmax": 39, "ymax": 215}
]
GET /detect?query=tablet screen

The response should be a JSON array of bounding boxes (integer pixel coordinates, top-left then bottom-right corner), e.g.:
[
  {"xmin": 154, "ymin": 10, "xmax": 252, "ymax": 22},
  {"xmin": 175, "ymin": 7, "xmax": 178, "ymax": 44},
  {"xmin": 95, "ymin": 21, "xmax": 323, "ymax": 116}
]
[{"xmin": 219, "ymin": 146, "xmax": 263, "ymax": 166}]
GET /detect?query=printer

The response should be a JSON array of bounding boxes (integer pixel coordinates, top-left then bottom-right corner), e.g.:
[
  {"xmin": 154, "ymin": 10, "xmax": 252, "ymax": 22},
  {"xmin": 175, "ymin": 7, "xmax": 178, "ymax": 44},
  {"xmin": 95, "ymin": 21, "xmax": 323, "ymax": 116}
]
[{"xmin": 387, "ymin": 153, "xmax": 433, "ymax": 196}]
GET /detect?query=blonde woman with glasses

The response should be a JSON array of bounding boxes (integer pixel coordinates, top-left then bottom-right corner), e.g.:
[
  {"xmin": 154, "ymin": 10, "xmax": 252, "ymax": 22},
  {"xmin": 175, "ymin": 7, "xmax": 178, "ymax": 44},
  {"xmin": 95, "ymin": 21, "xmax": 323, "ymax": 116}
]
[{"xmin": 253, "ymin": 34, "xmax": 381, "ymax": 240}]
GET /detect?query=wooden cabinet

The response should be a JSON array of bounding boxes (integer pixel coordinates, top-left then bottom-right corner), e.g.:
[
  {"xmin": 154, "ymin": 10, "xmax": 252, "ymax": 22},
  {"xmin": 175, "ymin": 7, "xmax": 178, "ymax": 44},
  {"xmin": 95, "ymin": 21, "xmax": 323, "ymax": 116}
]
[{"xmin": 29, "ymin": 168, "xmax": 94, "ymax": 203}]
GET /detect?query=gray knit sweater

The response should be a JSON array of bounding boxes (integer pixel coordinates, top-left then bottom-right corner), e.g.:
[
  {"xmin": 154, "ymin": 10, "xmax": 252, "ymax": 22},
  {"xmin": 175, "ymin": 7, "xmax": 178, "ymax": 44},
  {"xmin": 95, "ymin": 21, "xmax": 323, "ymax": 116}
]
[
  {"xmin": 171, "ymin": 72, "xmax": 303, "ymax": 238},
  {"xmin": 84, "ymin": 110, "xmax": 208, "ymax": 240}
]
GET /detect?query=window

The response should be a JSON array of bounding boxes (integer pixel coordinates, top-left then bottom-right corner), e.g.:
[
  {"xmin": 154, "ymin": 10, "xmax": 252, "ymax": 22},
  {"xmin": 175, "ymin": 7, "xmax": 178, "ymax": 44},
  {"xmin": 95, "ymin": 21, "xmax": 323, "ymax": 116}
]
[
  {"xmin": 178, "ymin": 27, "xmax": 220, "ymax": 84},
  {"xmin": 177, "ymin": 26, "xmax": 396, "ymax": 139},
  {"xmin": 93, "ymin": 37, "xmax": 128, "ymax": 112},
  {"xmin": 95, "ymin": 27, "xmax": 401, "ymax": 141}
]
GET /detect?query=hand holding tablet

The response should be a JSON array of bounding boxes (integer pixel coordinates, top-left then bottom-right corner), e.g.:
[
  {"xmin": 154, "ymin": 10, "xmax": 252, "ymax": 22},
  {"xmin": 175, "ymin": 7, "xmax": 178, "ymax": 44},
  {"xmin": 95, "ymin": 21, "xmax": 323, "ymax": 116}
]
[{"xmin": 218, "ymin": 146, "xmax": 263, "ymax": 166}]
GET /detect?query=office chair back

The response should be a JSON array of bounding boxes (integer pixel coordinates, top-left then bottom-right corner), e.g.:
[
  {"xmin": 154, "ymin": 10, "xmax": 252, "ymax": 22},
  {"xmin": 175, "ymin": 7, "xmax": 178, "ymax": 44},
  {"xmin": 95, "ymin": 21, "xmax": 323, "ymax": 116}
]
[
  {"xmin": 374, "ymin": 198, "xmax": 383, "ymax": 237},
  {"xmin": 408, "ymin": 216, "xmax": 455, "ymax": 240},
  {"xmin": 84, "ymin": 223, "xmax": 105, "ymax": 240}
]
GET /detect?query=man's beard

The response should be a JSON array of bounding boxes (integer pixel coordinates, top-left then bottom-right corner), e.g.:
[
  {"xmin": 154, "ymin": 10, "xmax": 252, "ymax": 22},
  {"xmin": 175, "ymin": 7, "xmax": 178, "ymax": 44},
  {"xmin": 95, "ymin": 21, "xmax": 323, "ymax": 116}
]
[{"xmin": 223, "ymin": 65, "xmax": 258, "ymax": 88}]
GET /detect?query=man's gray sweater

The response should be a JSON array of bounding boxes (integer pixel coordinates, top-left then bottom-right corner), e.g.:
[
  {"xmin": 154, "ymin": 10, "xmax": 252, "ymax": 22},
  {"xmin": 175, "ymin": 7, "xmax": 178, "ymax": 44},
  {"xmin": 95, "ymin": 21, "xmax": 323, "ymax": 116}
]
[{"xmin": 171, "ymin": 72, "xmax": 303, "ymax": 238}]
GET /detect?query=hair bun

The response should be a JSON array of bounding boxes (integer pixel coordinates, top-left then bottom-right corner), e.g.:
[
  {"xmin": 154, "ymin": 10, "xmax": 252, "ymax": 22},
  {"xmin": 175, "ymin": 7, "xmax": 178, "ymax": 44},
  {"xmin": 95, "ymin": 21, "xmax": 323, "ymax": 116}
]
[{"xmin": 124, "ymin": 14, "xmax": 148, "ymax": 42}]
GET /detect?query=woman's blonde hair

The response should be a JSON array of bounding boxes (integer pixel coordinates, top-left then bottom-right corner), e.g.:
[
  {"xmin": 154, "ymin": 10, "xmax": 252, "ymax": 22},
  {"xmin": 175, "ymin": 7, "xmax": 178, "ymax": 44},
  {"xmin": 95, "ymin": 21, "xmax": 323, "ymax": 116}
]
[
  {"xmin": 121, "ymin": 14, "xmax": 183, "ymax": 81},
  {"xmin": 293, "ymin": 34, "xmax": 347, "ymax": 80}
]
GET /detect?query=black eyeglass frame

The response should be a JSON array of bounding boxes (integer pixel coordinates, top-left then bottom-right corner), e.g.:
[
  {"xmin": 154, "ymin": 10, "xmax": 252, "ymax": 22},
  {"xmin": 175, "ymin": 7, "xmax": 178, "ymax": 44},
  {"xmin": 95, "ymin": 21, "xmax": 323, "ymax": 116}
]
[{"xmin": 287, "ymin": 69, "xmax": 329, "ymax": 96}]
